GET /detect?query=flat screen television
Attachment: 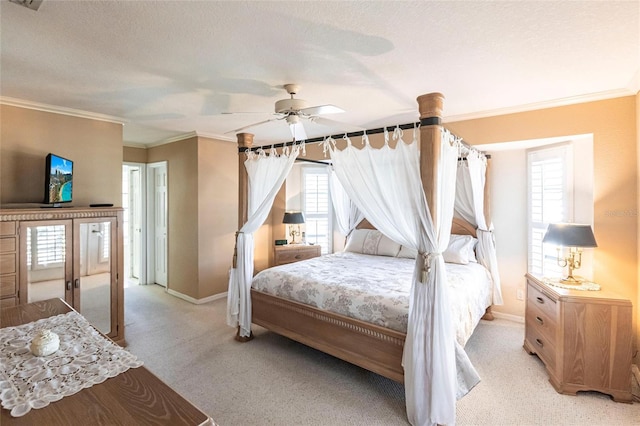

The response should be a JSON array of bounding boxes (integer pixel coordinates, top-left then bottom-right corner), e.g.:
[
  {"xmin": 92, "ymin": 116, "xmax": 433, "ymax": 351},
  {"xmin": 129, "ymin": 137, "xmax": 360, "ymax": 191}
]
[{"xmin": 44, "ymin": 153, "xmax": 73, "ymax": 205}]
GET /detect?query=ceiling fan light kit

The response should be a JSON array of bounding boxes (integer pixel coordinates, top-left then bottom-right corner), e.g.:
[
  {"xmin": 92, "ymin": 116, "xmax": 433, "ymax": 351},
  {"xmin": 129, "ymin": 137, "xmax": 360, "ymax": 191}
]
[{"xmin": 225, "ymin": 83, "xmax": 348, "ymax": 141}]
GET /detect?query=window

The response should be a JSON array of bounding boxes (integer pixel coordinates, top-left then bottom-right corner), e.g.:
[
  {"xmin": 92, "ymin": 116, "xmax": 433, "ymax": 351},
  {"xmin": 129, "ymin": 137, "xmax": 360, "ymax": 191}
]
[
  {"xmin": 527, "ymin": 144, "xmax": 573, "ymax": 276},
  {"xmin": 302, "ymin": 167, "xmax": 332, "ymax": 254}
]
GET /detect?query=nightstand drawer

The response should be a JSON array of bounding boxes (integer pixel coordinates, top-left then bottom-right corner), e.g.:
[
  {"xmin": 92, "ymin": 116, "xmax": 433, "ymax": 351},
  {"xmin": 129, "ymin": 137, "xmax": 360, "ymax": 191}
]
[
  {"xmin": 525, "ymin": 322, "xmax": 556, "ymax": 371},
  {"xmin": 526, "ymin": 300, "xmax": 556, "ymax": 347},
  {"xmin": 274, "ymin": 245, "xmax": 321, "ymax": 266},
  {"xmin": 527, "ymin": 281, "xmax": 558, "ymax": 322}
]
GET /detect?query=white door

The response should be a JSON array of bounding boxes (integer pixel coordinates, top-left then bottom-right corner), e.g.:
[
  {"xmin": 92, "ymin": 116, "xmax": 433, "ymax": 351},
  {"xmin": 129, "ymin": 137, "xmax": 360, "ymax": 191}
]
[{"xmin": 150, "ymin": 163, "xmax": 168, "ymax": 287}]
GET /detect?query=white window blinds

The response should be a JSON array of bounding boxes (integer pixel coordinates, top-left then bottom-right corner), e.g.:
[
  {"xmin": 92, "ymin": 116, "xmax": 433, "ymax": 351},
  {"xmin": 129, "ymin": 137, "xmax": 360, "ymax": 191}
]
[
  {"xmin": 527, "ymin": 145, "xmax": 573, "ymax": 276},
  {"xmin": 27, "ymin": 225, "xmax": 66, "ymax": 268},
  {"xmin": 302, "ymin": 167, "xmax": 332, "ymax": 254}
]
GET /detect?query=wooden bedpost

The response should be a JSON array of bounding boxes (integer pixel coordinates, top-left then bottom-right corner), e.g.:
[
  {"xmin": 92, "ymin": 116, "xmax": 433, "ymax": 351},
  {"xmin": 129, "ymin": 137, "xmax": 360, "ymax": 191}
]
[
  {"xmin": 417, "ymin": 93, "xmax": 444, "ymax": 225},
  {"xmin": 482, "ymin": 157, "xmax": 495, "ymax": 321},
  {"xmin": 237, "ymin": 132, "xmax": 254, "ymax": 229},
  {"xmin": 236, "ymin": 132, "xmax": 255, "ymax": 342}
]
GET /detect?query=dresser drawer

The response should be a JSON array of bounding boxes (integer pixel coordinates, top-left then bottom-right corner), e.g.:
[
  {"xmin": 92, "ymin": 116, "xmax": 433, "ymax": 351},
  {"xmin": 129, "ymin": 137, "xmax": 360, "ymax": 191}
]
[
  {"xmin": 0, "ymin": 221, "xmax": 16, "ymax": 237},
  {"xmin": 0, "ymin": 275, "xmax": 16, "ymax": 297},
  {"xmin": 0, "ymin": 253, "xmax": 16, "ymax": 275},
  {"xmin": 527, "ymin": 281, "xmax": 558, "ymax": 322},
  {"xmin": 0, "ymin": 237, "xmax": 16, "ymax": 253}
]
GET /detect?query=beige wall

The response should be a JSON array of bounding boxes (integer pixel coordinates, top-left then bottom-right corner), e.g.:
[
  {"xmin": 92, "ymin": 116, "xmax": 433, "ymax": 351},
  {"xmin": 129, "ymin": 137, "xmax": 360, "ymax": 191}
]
[
  {"xmin": 0, "ymin": 105, "xmax": 123, "ymax": 206},
  {"xmin": 197, "ymin": 137, "xmax": 238, "ymax": 297},
  {"xmin": 123, "ymin": 146, "xmax": 147, "ymax": 163},
  {"xmin": 446, "ymin": 95, "xmax": 639, "ymax": 352}
]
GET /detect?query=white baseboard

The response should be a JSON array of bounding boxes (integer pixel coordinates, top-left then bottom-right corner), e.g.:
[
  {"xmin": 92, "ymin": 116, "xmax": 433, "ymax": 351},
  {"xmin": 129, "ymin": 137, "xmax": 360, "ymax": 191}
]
[
  {"xmin": 166, "ymin": 289, "xmax": 227, "ymax": 305},
  {"xmin": 492, "ymin": 311, "xmax": 525, "ymax": 323}
]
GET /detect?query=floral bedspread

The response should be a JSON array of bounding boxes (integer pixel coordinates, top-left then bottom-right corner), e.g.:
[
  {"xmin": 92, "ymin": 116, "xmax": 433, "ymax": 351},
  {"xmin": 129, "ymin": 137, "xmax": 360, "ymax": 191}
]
[{"xmin": 252, "ymin": 251, "xmax": 493, "ymax": 346}]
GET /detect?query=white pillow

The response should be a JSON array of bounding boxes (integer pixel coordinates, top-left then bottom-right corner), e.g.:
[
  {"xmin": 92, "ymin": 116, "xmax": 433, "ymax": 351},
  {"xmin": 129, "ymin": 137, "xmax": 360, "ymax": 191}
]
[
  {"xmin": 344, "ymin": 229, "xmax": 401, "ymax": 257},
  {"xmin": 397, "ymin": 246, "xmax": 418, "ymax": 259},
  {"xmin": 443, "ymin": 234, "xmax": 477, "ymax": 264}
]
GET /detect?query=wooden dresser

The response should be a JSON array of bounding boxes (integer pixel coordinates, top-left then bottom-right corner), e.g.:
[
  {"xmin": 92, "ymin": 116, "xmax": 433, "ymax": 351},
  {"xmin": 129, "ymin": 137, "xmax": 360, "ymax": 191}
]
[
  {"xmin": 273, "ymin": 244, "xmax": 321, "ymax": 266},
  {"xmin": 524, "ymin": 273, "xmax": 633, "ymax": 402}
]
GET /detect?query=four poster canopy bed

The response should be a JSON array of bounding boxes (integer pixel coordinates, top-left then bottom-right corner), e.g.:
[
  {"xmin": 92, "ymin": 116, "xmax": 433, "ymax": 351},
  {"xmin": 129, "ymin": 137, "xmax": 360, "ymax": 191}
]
[{"xmin": 227, "ymin": 93, "xmax": 503, "ymax": 426}]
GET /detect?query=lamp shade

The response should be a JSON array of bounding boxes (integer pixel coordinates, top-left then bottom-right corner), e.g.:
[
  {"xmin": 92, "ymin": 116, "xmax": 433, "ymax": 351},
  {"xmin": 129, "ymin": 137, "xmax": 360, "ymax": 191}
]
[
  {"xmin": 282, "ymin": 211, "xmax": 305, "ymax": 224},
  {"xmin": 542, "ymin": 223, "xmax": 597, "ymax": 248}
]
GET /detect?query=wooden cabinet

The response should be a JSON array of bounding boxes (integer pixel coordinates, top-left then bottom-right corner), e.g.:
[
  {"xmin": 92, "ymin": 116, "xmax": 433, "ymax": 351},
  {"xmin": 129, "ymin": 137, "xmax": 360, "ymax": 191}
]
[
  {"xmin": 273, "ymin": 244, "xmax": 321, "ymax": 266},
  {"xmin": 0, "ymin": 208, "xmax": 124, "ymax": 344},
  {"xmin": 524, "ymin": 273, "xmax": 632, "ymax": 402}
]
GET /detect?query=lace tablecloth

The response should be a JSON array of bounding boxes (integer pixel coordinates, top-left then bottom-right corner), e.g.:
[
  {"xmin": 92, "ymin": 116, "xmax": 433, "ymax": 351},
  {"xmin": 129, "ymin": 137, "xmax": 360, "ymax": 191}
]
[{"xmin": 0, "ymin": 311, "xmax": 143, "ymax": 417}]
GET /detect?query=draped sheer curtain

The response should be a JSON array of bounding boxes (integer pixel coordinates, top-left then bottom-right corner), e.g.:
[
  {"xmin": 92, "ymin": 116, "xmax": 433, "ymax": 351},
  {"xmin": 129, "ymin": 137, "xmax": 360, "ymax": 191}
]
[
  {"xmin": 227, "ymin": 147, "xmax": 299, "ymax": 337},
  {"xmin": 327, "ymin": 131, "xmax": 478, "ymax": 426},
  {"xmin": 455, "ymin": 153, "xmax": 503, "ymax": 304},
  {"xmin": 328, "ymin": 169, "xmax": 365, "ymax": 237}
]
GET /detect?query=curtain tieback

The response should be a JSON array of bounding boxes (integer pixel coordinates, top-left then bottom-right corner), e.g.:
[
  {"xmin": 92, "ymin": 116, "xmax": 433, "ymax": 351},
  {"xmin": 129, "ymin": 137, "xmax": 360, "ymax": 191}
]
[
  {"xmin": 232, "ymin": 231, "xmax": 243, "ymax": 268},
  {"xmin": 419, "ymin": 251, "xmax": 442, "ymax": 282}
]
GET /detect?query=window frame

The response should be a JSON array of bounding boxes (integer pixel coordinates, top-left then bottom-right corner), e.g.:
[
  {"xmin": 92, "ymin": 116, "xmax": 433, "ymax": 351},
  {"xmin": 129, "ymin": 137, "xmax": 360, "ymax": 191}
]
[
  {"xmin": 301, "ymin": 166, "xmax": 333, "ymax": 254},
  {"xmin": 526, "ymin": 142, "xmax": 574, "ymax": 277}
]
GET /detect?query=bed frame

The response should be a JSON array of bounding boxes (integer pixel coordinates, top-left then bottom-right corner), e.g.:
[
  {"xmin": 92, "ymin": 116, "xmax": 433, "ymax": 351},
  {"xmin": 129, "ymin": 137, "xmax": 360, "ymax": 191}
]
[{"xmin": 235, "ymin": 93, "xmax": 493, "ymax": 383}]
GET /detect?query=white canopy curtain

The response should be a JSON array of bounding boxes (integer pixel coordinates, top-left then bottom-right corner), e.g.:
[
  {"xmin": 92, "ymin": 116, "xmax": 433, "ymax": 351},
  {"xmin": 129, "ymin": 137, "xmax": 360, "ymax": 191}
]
[
  {"xmin": 327, "ymin": 131, "xmax": 479, "ymax": 426},
  {"xmin": 455, "ymin": 152, "xmax": 503, "ymax": 305},
  {"xmin": 328, "ymin": 169, "xmax": 365, "ymax": 236},
  {"xmin": 227, "ymin": 146, "xmax": 299, "ymax": 337}
]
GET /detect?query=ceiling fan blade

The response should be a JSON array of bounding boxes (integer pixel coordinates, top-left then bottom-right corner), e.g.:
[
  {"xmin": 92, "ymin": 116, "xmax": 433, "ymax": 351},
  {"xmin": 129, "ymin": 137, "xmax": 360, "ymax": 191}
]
[
  {"xmin": 289, "ymin": 121, "xmax": 308, "ymax": 141},
  {"xmin": 299, "ymin": 104, "xmax": 344, "ymax": 116},
  {"xmin": 225, "ymin": 118, "xmax": 280, "ymax": 134}
]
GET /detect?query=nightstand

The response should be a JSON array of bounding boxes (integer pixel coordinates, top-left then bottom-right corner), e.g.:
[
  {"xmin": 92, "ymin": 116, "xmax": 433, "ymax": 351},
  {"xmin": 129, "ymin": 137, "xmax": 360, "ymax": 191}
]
[
  {"xmin": 523, "ymin": 273, "xmax": 633, "ymax": 402},
  {"xmin": 273, "ymin": 244, "xmax": 321, "ymax": 266}
]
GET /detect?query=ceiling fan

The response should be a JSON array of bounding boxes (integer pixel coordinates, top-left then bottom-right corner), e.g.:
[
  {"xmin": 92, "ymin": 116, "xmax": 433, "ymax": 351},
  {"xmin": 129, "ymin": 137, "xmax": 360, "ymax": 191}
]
[{"xmin": 224, "ymin": 84, "xmax": 350, "ymax": 141}]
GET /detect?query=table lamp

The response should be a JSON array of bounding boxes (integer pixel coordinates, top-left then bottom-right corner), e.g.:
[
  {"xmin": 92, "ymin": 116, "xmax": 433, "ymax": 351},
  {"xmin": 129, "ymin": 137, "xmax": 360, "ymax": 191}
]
[
  {"xmin": 283, "ymin": 211, "xmax": 305, "ymax": 244},
  {"xmin": 542, "ymin": 223, "xmax": 597, "ymax": 284}
]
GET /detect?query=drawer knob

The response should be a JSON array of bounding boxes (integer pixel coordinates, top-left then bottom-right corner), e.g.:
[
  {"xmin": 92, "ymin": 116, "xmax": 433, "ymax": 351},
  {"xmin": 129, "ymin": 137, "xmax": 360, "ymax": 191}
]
[
  {"xmin": 535, "ymin": 338, "xmax": 544, "ymax": 347},
  {"xmin": 536, "ymin": 316, "xmax": 544, "ymax": 325},
  {"xmin": 294, "ymin": 255, "xmax": 301, "ymax": 259},
  {"xmin": 536, "ymin": 296, "xmax": 545, "ymax": 304}
]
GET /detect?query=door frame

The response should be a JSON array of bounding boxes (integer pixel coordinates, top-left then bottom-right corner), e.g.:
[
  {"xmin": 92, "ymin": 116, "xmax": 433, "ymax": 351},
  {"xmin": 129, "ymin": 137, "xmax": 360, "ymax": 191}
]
[
  {"xmin": 146, "ymin": 161, "xmax": 168, "ymax": 287},
  {"xmin": 123, "ymin": 162, "xmax": 147, "ymax": 286}
]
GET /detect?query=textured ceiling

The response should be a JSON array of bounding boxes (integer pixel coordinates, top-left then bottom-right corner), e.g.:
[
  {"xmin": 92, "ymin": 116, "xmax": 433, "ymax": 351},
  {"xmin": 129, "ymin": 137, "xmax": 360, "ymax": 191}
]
[{"xmin": 1, "ymin": 1, "xmax": 638, "ymax": 146}]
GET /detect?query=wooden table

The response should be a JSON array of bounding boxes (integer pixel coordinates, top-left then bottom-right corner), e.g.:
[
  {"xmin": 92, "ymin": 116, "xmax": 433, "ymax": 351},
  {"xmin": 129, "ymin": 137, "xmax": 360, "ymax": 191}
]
[{"xmin": 1, "ymin": 298, "xmax": 214, "ymax": 425}]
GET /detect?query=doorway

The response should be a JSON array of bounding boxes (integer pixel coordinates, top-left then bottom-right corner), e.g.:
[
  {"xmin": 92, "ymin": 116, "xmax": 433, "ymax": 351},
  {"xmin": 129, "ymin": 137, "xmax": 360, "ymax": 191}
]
[
  {"xmin": 122, "ymin": 161, "xmax": 168, "ymax": 288},
  {"xmin": 122, "ymin": 163, "xmax": 146, "ymax": 287}
]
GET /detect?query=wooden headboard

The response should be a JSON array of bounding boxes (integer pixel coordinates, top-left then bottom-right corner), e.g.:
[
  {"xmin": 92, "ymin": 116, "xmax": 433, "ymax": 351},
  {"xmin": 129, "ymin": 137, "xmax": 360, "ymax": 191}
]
[{"xmin": 356, "ymin": 217, "xmax": 477, "ymax": 238}]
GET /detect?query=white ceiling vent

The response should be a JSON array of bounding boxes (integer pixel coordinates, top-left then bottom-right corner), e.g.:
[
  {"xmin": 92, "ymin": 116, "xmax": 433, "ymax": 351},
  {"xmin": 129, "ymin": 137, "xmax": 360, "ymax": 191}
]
[{"xmin": 9, "ymin": 0, "xmax": 43, "ymax": 11}]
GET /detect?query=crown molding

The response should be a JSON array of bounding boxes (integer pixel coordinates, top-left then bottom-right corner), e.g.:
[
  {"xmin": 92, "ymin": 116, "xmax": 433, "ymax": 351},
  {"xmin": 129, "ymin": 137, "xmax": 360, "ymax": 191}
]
[
  {"xmin": 123, "ymin": 141, "xmax": 148, "ymax": 149},
  {"xmin": 443, "ymin": 88, "xmax": 636, "ymax": 123},
  {"xmin": 132, "ymin": 131, "xmax": 235, "ymax": 148},
  {"xmin": 143, "ymin": 131, "xmax": 199, "ymax": 148},
  {"xmin": 0, "ymin": 96, "xmax": 127, "ymax": 124}
]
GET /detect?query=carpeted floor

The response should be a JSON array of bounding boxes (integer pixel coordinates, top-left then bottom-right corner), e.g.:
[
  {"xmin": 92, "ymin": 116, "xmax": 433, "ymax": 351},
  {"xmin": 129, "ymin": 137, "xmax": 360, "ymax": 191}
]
[{"xmin": 124, "ymin": 284, "xmax": 639, "ymax": 425}]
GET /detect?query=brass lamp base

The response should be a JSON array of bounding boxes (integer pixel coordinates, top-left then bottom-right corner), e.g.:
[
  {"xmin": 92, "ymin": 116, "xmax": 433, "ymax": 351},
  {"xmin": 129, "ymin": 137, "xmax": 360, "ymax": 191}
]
[{"xmin": 560, "ymin": 275, "xmax": 585, "ymax": 285}]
